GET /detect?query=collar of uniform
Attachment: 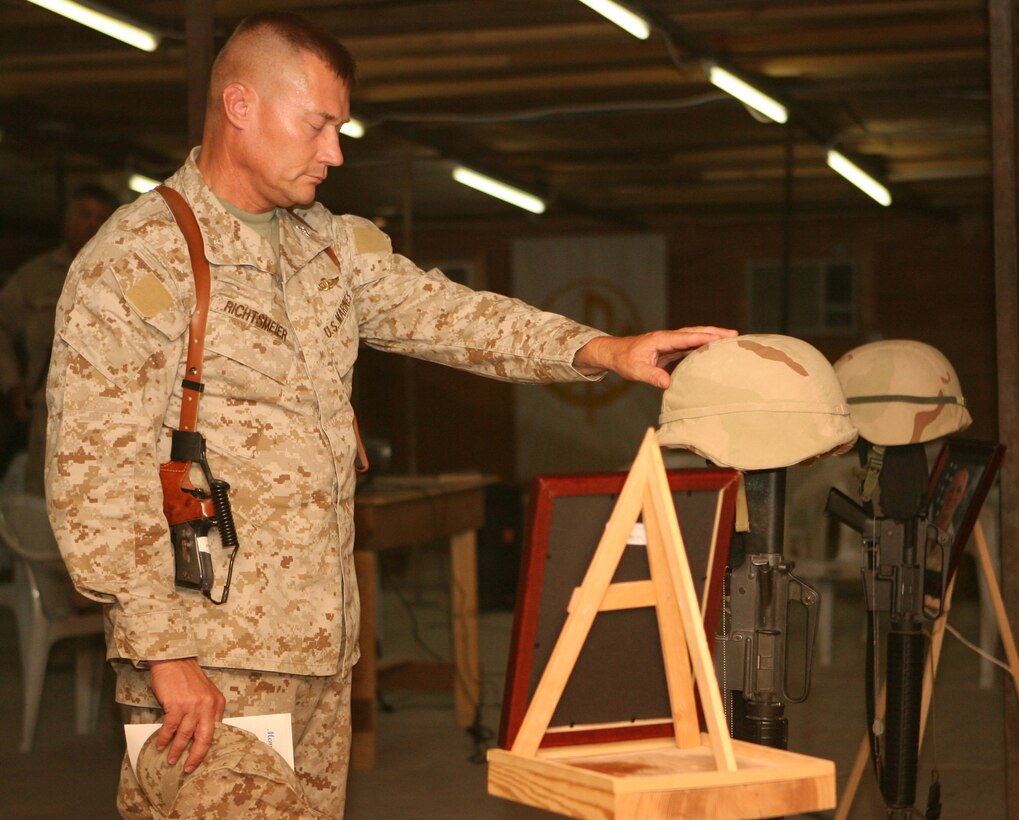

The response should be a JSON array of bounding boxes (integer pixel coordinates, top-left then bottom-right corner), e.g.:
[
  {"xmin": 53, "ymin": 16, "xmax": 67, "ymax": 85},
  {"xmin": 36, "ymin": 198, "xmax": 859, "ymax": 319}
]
[
  {"xmin": 165, "ymin": 149, "xmax": 278, "ymax": 274},
  {"xmin": 278, "ymin": 207, "xmax": 334, "ymax": 282}
]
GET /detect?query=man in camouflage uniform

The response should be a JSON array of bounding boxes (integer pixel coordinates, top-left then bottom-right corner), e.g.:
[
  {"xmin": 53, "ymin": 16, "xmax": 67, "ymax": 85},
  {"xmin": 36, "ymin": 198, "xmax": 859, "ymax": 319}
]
[
  {"xmin": 46, "ymin": 12, "xmax": 734, "ymax": 818},
  {"xmin": 0, "ymin": 184, "xmax": 116, "ymax": 494}
]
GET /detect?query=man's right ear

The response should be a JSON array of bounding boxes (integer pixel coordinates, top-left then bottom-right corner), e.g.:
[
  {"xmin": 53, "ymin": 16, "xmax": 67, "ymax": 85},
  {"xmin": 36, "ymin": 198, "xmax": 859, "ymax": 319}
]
[{"xmin": 222, "ymin": 83, "xmax": 252, "ymax": 129}]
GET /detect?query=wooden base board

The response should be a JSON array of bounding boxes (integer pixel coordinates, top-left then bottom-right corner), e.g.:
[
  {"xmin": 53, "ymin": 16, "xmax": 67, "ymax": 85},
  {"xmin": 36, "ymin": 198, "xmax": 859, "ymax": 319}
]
[{"xmin": 488, "ymin": 736, "xmax": 836, "ymax": 819}]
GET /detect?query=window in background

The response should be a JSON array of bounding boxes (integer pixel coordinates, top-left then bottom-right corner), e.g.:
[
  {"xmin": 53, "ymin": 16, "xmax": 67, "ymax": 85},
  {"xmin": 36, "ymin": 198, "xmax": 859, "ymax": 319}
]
[{"xmin": 747, "ymin": 258, "xmax": 857, "ymax": 335}]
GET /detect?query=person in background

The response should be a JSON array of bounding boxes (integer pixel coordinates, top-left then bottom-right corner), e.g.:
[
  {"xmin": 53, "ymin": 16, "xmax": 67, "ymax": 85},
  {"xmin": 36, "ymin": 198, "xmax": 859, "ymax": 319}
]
[{"xmin": 0, "ymin": 183, "xmax": 117, "ymax": 493}]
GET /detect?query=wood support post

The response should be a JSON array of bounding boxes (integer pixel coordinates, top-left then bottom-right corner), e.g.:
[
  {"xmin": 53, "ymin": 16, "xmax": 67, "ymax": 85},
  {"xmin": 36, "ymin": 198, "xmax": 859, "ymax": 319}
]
[
  {"xmin": 988, "ymin": 0, "xmax": 1019, "ymax": 815},
  {"xmin": 185, "ymin": 0, "xmax": 215, "ymax": 149}
]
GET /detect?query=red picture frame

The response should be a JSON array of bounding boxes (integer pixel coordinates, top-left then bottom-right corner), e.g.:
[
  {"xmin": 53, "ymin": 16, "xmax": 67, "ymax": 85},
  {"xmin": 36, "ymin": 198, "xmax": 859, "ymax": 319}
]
[
  {"xmin": 928, "ymin": 437, "xmax": 1005, "ymax": 585},
  {"xmin": 498, "ymin": 468, "xmax": 739, "ymax": 750}
]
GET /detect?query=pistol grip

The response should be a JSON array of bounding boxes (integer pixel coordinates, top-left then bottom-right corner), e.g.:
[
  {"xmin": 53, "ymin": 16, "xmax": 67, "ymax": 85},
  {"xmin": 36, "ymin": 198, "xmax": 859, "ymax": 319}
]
[
  {"xmin": 160, "ymin": 460, "xmax": 215, "ymax": 524},
  {"xmin": 171, "ymin": 522, "xmax": 204, "ymax": 590}
]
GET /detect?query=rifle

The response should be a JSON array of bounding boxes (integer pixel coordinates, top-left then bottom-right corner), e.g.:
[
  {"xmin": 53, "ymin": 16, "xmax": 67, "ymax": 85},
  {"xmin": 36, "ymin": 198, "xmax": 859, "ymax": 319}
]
[
  {"xmin": 716, "ymin": 468, "xmax": 820, "ymax": 748},
  {"xmin": 825, "ymin": 446, "xmax": 951, "ymax": 818}
]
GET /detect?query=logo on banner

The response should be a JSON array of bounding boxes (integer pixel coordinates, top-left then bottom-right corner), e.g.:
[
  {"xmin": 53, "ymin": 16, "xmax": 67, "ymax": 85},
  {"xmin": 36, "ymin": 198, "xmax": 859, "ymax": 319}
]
[{"xmin": 543, "ymin": 278, "xmax": 642, "ymax": 413}]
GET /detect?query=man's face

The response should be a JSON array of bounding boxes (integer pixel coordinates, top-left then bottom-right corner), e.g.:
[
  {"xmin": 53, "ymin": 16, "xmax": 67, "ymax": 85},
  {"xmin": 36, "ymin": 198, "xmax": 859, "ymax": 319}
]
[
  {"xmin": 64, "ymin": 195, "xmax": 114, "ymax": 254},
  {"xmin": 245, "ymin": 53, "xmax": 349, "ymax": 210}
]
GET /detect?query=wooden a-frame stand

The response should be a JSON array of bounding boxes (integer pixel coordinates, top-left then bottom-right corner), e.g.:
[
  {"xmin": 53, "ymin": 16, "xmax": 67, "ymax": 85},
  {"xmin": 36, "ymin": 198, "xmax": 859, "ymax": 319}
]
[{"xmin": 488, "ymin": 430, "xmax": 836, "ymax": 819}]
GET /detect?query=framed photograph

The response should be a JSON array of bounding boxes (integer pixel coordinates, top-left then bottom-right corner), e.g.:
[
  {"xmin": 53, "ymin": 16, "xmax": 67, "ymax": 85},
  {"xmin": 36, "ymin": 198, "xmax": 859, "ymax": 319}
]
[
  {"xmin": 498, "ymin": 468, "xmax": 739, "ymax": 750},
  {"xmin": 928, "ymin": 437, "xmax": 1005, "ymax": 584}
]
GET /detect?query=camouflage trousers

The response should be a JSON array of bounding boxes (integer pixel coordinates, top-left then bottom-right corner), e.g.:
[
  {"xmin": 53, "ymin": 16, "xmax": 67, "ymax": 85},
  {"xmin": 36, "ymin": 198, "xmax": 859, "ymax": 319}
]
[{"xmin": 117, "ymin": 664, "xmax": 352, "ymax": 818}]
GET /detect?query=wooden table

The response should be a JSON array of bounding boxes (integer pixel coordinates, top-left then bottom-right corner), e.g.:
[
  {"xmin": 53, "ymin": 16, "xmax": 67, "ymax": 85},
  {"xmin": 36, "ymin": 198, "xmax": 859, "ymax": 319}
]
[{"xmin": 351, "ymin": 474, "xmax": 496, "ymax": 769}]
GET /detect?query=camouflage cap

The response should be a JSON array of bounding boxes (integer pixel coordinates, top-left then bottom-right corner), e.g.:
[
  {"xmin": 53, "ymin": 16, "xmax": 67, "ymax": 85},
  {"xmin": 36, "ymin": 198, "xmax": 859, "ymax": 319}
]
[
  {"xmin": 833, "ymin": 339, "xmax": 971, "ymax": 445},
  {"xmin": 136, "ymin": 722, "xmax": 321, "ymax": 818},
  {"xmin": 657, "ymin": 334, "xmax": 857, "ymax": 470}
]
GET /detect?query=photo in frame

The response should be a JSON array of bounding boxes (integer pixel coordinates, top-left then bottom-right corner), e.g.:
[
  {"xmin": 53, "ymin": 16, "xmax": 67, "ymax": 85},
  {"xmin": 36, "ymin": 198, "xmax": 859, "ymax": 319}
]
[
  {"xmin": 928, "ymin": 437, "xmax": 1005, "ymax": 584},
  {"xmin": 498, "ymin": 468, "xmax": 739, "ymax": 750}
]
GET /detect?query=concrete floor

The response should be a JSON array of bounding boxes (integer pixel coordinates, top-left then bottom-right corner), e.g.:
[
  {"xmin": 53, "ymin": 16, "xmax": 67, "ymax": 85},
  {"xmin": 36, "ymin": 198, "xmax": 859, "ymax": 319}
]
[{"xmin": 0, "ymin": 547, "xmax": 1009, "ymax": 819}]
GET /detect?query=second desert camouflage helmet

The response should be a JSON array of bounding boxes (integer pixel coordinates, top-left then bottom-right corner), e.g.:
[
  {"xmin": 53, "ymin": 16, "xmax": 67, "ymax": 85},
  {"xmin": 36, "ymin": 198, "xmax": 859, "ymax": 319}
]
[
  {"xmin": 657, "ymin": 334, "xmax": 858, "ymax": 470},
  {"xmin": 833, "ymin": 339, "xmax": 971, "ymax": 446}
]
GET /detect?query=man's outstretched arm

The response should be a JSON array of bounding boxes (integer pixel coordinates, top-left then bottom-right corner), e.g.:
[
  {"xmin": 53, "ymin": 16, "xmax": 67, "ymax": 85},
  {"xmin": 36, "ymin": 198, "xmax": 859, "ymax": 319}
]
[{"xmin": 573, "ymin": 326, "xmax": 738, "ymax": 388}]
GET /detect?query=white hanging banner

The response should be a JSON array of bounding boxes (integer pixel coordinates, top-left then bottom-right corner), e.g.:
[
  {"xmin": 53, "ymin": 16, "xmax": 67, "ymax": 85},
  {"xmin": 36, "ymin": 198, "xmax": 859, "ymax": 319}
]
[{"xmin": 513, "ymin": 233, "xmax": 666, "ymax": 479}]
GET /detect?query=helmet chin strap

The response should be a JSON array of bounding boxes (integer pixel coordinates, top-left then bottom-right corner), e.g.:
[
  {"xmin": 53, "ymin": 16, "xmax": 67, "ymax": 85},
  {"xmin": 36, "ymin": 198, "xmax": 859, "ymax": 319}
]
[
  {"xmin": 861, "ymin": 443, "xmax": 885, "ymax": 504},
  {"xmin": 734, "ymin": 472, "xmax": 751, "ymax": 532},
  {"xmin": 860, "ymin": 441, "xmax": 930, "ymax": 519}
]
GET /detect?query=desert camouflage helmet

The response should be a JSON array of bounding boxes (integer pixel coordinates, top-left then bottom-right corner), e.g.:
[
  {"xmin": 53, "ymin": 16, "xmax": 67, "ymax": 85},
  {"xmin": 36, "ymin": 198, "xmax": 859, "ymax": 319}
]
[
  {"xmin": 833, "ymin": 339, "xmax": 971, "ymax": 446},
  {"xmin": 657, "ymin": 334, "xmax": 857, "ymax": 470}
]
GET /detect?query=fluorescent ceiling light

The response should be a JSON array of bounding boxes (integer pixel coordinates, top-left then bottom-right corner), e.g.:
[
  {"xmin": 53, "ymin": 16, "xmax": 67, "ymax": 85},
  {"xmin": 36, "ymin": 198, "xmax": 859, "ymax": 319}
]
[
  {"xmin": 28, "ymin": 0, "xmax": 160, "ymax": 52},
  {"xmin": 129, "ymin": 173, "xmax": 160, "ymax": 194},
  {"xmin": 576, "ymin": 0, "xmax": 651, "ymax": 40},
  {"xmin": 340, "ymin": 118, "xmax": 365, "ymax": 139},
  {"xmin": 452, "ymin": 166, "xmax": 546, "ymax": 214},
  {"xmin": 709, "ymin": 65, "xmax": 788, "ymax": 124},
  {"xmin": 826, "ymin": 149, "xmax": 892, "ymax": 206}
]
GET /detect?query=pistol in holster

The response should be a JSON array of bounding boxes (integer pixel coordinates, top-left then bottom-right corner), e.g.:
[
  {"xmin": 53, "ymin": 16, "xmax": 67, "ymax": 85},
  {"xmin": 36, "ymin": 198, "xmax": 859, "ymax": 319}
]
[{"xmin": 159, "ymin": 430, "xmax": 240, "ymax": 604}]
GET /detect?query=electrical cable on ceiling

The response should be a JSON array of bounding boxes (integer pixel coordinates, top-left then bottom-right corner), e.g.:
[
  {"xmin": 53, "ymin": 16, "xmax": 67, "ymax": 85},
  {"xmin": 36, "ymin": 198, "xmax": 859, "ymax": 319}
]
[{"xmin": 366, "ymin": 92, "xmax": 728, "ymax": 127}]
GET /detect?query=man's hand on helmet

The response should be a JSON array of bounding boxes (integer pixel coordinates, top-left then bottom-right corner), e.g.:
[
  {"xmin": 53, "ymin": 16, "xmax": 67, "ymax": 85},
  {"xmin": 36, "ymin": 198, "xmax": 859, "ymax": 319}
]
[{"xmin": 574, "ymin": 326, "xmax": 738, "ymax": 389}]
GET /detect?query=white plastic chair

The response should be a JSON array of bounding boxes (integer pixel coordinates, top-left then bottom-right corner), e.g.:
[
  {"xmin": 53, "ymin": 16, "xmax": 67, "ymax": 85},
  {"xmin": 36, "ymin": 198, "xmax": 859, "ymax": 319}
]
[
  {"xmin": 0, "ymin": 451, "xmax": 28, "ymax": 606},
  {"xmin": 0, "ymin": 493, "xmax": 106, "ymax": 751},
  {"xmin": 0, "ymin": 450, "xmax": 27, "ymax": 494}
]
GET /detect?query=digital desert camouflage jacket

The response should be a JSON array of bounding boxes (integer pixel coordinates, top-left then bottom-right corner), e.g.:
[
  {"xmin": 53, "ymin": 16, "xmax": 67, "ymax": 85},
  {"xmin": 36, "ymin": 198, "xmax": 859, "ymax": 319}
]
[{"xmin": 46, "ymin": 151, "xmax": 604, "ymax": 682}]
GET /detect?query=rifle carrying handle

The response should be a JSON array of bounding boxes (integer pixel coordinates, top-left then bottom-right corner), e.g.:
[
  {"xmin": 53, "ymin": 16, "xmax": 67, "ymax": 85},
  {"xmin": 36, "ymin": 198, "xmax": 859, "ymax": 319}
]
[{"xmin": 783, "ymin": 570, "xmax": 819, "ymax": 703}]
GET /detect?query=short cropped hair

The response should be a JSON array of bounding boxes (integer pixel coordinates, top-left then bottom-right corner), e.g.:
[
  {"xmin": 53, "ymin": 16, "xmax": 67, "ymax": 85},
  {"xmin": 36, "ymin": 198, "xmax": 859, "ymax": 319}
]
[{"xmin": 231, "ymin": 12, "xmax": 357, "ymax": 87}]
